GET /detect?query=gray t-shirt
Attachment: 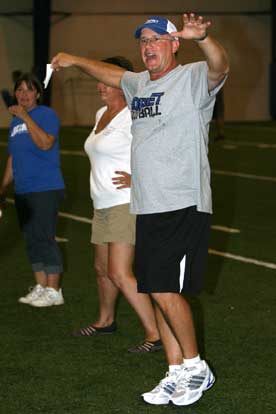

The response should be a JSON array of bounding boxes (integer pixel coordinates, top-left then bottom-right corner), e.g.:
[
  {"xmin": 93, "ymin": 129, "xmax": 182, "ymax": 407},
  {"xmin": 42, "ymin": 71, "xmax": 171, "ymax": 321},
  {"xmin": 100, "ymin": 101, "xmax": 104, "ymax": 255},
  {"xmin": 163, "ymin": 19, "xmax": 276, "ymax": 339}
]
[{"xmin": 121, "ymin": 62, "xmax": 224, "ymax": 215}]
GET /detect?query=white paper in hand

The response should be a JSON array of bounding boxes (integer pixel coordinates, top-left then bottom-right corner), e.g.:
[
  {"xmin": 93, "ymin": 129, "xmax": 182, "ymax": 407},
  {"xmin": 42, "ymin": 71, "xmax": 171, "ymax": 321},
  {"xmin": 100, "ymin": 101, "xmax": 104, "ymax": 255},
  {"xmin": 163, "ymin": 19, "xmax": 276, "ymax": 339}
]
[{"xmin": 43, "ymin": 64, "xmax": 53, "ymax": 89}]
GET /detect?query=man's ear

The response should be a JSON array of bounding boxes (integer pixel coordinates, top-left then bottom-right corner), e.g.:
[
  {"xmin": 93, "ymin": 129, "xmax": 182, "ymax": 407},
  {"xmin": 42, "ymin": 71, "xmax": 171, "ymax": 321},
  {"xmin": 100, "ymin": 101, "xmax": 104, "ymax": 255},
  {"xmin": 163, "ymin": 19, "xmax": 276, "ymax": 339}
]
[{"xmin": 172, "ymin": 40, "xmax": 180, "ymax": 54}]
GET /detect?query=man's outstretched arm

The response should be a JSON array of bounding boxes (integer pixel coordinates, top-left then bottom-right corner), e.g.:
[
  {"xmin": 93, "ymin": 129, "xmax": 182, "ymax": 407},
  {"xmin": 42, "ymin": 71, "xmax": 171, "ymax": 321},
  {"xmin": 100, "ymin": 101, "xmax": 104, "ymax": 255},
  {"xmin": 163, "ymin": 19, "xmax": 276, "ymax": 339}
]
[
  {"xmin": 51, "ymin": 53, "xmax": 125, "ymax": 88},
  {"xmin": 171, "ymin": 13, "xmax": 229, "ymax": 90}
]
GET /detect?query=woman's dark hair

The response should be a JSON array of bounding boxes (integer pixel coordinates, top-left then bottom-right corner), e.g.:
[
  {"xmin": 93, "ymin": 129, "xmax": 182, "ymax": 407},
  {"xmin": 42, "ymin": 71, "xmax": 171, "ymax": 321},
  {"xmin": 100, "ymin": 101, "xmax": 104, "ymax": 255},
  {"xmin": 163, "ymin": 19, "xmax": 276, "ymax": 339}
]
[
  {"xmin": 14, "ymin": 73, "xmax": 43, "ymax": 104},
  {"xmin": 102, "ymin": 56, "xmax": 134, "ymax": 72}
]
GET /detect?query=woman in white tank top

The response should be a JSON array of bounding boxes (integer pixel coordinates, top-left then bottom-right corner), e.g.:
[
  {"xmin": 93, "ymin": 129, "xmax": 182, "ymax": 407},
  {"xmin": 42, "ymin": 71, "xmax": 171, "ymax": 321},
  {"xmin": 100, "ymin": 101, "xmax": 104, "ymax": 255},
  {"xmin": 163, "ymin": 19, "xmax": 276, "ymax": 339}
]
[{"xmin": 72, "ymin": 57, "xmax": 162, "ymax": 353}]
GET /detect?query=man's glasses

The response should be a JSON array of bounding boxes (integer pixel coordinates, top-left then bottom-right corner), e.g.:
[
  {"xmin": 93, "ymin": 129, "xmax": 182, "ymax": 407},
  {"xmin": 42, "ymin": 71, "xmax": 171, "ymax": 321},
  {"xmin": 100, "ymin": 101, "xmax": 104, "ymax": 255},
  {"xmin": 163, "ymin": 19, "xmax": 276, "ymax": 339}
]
[{"xmin": 139, "ymin": 35, "xmax": 176, "ymax": 45}]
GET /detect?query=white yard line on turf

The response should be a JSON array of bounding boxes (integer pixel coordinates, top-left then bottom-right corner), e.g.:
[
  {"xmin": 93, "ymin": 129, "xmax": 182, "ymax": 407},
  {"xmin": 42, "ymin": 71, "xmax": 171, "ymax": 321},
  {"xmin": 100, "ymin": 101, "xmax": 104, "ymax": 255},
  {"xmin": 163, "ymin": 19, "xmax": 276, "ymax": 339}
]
[
  {"xmin": 5, "ymin": 198, "xmax": 276, "ymax": 270},
  {"xmin": 208, "ymin": 249, "xmax": 276, "ymax": 270},
  {"xmin": 226, "ymin": 140, "xmax": 276, "ymax": 149},
  {"xmin": 55, "ymin": 236, "xmax": 69, "ymax": 242},
  {"xmin": 58, "ymin": 211, "xmax": 92, "ymax": 224},
  {"xmin": 211, "ymin": 225, "xmax": 240, "ymax": 233},
  {"xmin": 212, "ymin": 170, "xmax": 276, "ymax": 183}
]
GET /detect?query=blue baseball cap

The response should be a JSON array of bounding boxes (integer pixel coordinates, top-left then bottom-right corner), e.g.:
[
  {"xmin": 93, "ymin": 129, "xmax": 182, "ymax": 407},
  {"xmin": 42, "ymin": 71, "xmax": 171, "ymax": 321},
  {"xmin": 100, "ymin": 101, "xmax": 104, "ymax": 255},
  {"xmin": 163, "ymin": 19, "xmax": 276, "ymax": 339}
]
[{"xmin": 134, "ymin": 16, "xmax": 177, "ymax": 39}]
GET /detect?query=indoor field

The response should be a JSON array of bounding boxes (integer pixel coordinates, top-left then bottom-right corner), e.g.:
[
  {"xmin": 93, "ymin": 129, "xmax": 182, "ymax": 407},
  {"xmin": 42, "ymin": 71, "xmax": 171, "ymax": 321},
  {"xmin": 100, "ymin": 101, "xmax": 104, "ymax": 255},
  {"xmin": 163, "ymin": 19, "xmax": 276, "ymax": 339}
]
[{"xmin": 0, "ymin": 121, "xmax": 275, "ymax": 414}]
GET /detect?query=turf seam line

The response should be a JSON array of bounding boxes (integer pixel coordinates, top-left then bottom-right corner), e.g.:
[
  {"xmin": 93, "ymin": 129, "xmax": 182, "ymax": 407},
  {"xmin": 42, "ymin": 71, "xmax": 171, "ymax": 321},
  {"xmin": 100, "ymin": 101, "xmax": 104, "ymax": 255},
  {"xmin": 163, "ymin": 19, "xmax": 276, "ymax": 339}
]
[
  {"xmin": 59, "ymin": 211, "xmax": 92, "ymax": 223},
  {"xmin": 226, "ymin": 140, "xmax": 276, "ymax": 149},
  {"xmin": 212, "ymin": 169, "xmax": 276, "ymax": 182},
  {"xmin": 211, "ymin": 225, "xmax": 240, "ymax": 233},
  {"xmin": 209, "ymin": 248, "xmax": 276, "ymax": 270}
]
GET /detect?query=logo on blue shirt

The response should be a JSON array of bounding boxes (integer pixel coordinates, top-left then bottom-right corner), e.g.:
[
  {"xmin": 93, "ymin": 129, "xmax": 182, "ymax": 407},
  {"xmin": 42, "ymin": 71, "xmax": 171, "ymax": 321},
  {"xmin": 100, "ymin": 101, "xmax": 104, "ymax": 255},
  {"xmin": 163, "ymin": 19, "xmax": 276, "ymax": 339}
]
[{"xmin": 10, "ymin": 123, "xmax": 27, "ymax": 137}]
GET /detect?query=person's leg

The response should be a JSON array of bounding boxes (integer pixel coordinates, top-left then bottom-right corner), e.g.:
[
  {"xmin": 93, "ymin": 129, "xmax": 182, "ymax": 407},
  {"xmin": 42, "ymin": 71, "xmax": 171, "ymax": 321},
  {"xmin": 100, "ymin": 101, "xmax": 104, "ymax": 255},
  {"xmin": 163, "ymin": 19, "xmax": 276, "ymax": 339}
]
[
  {"xmin": 141, "ymin": 297, "xmax": 185, "ymax": 406},
  {"xmin": 108, "ymin": 242, "xmax": 160, "ymax": 342},
  {"xmin": 143, "ymin": 293, "xmax": 215, "ymax": 406},
  {"xmin": 152, "ymin": 292, "xmax": 198, "ymax": 360},
  {"xmin": 15, "ymin": 193, "xmax": 47, "ymax": 304},
  {"xmin": 42, "ymin": 190, "xmax": 64, "ymax": 290},
  {"xmin": 28, "ymin": 191, "xmax": 65, "ymax": 306},
  {"xmin": 137, "ymin": 208, "xmax": 214, "ymax": 405},
  {"xmin": 71, "ymin": 243, "xmax": 119, "ymax": 336},
  {"xmin": 47, "ymin": 273, "xmax": 61, "ymax": 290},
  {"xmin": 93, "ymin": 243, "xmax": 119, "ymax": 327},
  {"xmin": 154, "ymin": 302, "xmax": 183, "ymax": 365},
  {"xmin": 34, "ymin": 271, "xmax": 47, "ymax": 287},
  {"xmin": 19, "ymin": 190, "xmax": 64, "ymax": 291}
]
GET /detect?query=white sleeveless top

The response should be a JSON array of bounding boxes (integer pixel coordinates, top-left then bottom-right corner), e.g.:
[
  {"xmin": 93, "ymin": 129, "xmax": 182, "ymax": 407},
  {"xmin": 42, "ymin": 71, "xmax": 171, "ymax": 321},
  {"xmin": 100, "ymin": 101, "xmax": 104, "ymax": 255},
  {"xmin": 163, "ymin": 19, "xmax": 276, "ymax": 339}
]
[{"xmin": 84, "ymin": 106, "xmax": 132, "ymax": 209}]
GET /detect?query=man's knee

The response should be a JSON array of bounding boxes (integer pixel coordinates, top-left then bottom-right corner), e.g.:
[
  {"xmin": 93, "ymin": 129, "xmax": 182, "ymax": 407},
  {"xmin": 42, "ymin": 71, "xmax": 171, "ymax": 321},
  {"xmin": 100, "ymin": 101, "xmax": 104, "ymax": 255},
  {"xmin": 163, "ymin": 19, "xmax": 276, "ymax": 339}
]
[
  {"xmin": 151, "ymin": 291, "xmax": 176, "ymax": 306},
  {"xmin": 151, "ymin": 292, "xmax": 188, "ymax": 311}
]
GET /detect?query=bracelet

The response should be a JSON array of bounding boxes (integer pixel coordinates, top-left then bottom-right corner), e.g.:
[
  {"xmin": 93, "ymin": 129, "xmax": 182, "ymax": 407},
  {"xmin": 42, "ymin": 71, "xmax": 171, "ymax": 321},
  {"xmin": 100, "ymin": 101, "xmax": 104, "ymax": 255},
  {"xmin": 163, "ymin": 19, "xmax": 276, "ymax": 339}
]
[{"xmin": 194, "ymin": 33, "xmax": 208, "ymax": 42}]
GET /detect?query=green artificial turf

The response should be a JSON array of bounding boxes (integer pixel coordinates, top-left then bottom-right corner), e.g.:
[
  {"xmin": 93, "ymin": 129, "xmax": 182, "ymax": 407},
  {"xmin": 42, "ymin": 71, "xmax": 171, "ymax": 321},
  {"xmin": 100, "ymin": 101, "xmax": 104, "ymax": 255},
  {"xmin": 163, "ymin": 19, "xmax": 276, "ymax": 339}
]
[{"xmin": 0, "ymin": 122, "xmax": 275, "ymax": 414}]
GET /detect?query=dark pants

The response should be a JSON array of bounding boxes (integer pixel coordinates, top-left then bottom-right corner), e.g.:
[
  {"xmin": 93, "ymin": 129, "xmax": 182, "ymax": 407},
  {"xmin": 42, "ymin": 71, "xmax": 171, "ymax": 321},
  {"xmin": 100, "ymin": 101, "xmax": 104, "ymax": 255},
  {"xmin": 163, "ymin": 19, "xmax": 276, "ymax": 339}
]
[{"xmin": 14, "ymin": 190, "xmax": 64, "ymax": 275}]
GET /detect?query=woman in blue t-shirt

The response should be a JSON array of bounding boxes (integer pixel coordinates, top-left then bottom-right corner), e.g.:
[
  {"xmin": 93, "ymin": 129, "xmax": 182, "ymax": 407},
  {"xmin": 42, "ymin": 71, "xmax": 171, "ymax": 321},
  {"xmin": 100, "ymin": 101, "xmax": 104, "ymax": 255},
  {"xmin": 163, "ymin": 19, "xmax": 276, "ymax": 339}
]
[{"xmin": 0, "ymin": 73, "xmax": 65, "ymax": 307}]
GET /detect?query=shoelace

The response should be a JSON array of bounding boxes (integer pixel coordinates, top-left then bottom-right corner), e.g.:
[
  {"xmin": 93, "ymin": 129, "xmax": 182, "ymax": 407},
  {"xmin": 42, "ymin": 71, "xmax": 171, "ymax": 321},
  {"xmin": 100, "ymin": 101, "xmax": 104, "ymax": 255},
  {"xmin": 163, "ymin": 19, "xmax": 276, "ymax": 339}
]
[
  {"xmin": 176, "ymin": 367, "xmax": 195, "ymax": 387},
  {"xmin": 160, "ymin": 372, "xmax": 177, "ymax": 386},
  {"xmin": 28, "ymin": 285, "xmax": 42, "ymax": 296}
]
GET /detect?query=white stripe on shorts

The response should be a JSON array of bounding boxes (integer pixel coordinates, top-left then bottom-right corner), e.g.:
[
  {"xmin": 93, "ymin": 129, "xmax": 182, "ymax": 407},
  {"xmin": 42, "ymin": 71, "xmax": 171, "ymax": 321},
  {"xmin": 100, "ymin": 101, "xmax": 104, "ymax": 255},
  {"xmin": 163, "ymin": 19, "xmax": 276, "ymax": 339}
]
[{"xmin": 179, "ymin": 254, "xmax": 186, "ymax": 292}]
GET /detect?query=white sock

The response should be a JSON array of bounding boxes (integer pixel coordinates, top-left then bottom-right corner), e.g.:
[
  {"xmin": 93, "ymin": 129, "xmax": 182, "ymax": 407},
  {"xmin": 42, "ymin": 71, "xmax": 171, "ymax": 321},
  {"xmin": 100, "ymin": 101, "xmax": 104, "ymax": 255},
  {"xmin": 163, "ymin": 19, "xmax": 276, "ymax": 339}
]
[
  {"xmin": 169, "ymin": 364, "xmax": 182, "ymax": 373},
  {"xmin": 183, "ymin": 355, "xmax": 201, "ymax": 368}
]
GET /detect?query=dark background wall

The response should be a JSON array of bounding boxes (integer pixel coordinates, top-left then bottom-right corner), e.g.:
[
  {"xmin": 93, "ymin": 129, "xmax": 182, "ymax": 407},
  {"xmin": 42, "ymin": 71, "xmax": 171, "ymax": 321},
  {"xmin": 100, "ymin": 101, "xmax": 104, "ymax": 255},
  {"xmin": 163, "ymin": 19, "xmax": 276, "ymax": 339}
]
[{"xmin": 0, "ymin": 0, "xmax": 272, "ymax": 125}]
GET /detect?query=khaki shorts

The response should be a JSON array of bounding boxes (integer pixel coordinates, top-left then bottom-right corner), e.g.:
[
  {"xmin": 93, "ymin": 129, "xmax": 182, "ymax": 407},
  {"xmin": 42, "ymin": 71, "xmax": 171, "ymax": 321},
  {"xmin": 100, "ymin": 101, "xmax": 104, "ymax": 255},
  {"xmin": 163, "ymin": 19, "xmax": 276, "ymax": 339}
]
[{"xmin": 91, "ymin": 203, "xmax": 136, "ymax": 245}]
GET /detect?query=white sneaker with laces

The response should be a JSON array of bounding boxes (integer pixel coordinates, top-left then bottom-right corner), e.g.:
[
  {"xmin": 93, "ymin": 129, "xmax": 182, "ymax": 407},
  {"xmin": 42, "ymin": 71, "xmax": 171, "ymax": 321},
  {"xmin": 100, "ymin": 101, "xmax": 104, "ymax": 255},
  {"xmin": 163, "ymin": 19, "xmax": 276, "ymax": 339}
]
[
  {"xmin": 30, "ymin": 287, "xmax": 64, "ymax": 307},
  {"xmin": 18, "ymin": 284, "xmax": 45, "ymax": 304},
  {"xmin": 142, "ymin": 369, "xmax": 180, "ymax": 405},
  {"xmin": 171, "ymin": 360, "xmax": 215, "ymax": 406}
]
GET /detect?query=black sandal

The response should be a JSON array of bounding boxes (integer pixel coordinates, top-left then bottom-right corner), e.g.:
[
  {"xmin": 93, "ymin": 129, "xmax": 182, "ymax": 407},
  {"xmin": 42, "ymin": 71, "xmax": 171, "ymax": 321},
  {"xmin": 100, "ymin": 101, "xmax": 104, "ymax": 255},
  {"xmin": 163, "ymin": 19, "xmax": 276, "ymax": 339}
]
[
  {"xmin": 72, "ymin": 321, "xmax": 117, "ymax": 337},
  {"xmin": 127, "ymin": 339, "xmax": 163, "ymax": 353}
]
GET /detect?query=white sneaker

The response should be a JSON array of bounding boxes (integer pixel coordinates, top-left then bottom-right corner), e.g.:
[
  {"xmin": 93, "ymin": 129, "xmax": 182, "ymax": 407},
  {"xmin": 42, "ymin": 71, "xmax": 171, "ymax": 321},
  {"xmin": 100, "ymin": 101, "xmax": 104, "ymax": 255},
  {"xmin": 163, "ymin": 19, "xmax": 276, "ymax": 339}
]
[
  {"xmin": 18, "ymin": 284, "xmax": 45, "ymax": 304},
  {"xmin": 30, "ymin": 287, "xmax": 64, "ymax": 307},
  {"xmin": 171, "ymin": 360, "xmax": 215, "ymax": 406},
  {"xmin": 142, "ymin": 370, "xmax": 180, "ymax": 405}
]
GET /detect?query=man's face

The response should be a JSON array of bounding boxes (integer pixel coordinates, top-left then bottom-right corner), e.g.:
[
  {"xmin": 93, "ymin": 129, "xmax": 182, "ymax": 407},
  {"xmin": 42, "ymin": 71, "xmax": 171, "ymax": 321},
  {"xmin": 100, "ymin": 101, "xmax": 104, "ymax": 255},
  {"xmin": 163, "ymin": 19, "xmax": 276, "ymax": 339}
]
[{"xmin": 139, "ymin": 28, "xmax": 179, "ymax": 79}]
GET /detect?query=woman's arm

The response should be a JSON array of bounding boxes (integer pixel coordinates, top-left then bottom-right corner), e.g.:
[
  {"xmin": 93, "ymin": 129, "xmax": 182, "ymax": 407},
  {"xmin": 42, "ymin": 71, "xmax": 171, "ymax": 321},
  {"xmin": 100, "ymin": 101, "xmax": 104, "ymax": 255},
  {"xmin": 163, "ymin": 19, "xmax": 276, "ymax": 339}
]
[{"xmin": 9, "ymin": 105, "xmax": 55, "ymax": 150}]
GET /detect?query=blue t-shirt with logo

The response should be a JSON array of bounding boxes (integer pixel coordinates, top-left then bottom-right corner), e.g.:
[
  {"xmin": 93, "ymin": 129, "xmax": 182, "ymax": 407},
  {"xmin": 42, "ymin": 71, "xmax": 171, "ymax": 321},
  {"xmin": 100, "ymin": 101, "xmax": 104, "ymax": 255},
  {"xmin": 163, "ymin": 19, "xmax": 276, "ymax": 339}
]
[{"xmin": 8, "ymin": 105, "xmax": 65, "ymax": 194}]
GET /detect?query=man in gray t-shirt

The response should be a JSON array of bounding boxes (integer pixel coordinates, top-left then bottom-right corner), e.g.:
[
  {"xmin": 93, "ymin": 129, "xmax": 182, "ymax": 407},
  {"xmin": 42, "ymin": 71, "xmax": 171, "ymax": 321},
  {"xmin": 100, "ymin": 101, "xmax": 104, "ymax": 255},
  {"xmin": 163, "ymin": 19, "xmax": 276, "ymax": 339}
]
[
  {"xmin": 121, "ymin": 61, "xmax": 223, "ymax": 215},
  {"xmin": 52, "ymin": 11, "xmax": 229, "ymax": 407}
]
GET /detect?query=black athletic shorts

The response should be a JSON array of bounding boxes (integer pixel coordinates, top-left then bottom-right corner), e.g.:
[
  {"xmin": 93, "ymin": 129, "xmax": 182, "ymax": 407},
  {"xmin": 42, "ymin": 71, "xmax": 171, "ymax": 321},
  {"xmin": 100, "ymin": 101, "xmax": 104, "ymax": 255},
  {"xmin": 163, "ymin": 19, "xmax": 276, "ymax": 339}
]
[{"xmin": 134, "ymin": 205, "xmax": 211, "ymax": 295}]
